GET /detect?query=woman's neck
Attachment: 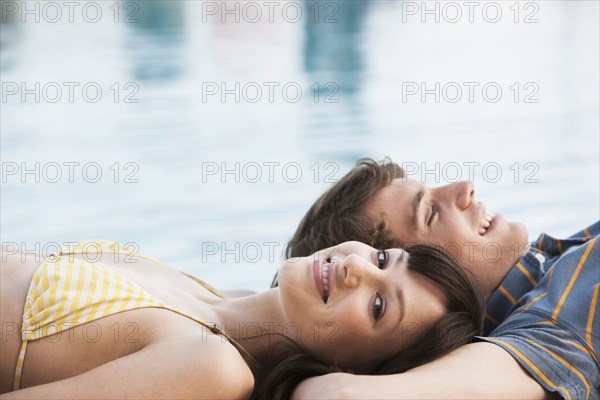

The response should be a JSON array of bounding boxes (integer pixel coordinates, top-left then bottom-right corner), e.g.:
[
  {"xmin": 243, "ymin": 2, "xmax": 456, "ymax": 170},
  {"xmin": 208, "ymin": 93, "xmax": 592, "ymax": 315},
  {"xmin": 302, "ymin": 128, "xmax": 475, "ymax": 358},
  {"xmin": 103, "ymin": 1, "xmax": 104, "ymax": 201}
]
[{"xmin": 207, "ymin": 288, "xmax": 288, "ymax": 362}]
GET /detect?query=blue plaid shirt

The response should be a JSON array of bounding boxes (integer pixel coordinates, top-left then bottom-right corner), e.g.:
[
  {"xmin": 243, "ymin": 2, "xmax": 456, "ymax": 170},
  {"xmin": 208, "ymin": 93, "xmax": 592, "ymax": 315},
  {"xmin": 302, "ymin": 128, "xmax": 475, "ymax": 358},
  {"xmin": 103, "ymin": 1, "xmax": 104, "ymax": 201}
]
[{"xmin": 478, "ymin": 221, "xmax": 599, "ymax": 400}]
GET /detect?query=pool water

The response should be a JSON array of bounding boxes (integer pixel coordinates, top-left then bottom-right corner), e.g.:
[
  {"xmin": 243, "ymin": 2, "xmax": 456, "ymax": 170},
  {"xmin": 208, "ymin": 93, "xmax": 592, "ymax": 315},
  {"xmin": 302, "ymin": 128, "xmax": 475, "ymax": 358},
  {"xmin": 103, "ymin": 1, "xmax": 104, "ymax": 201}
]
[{"xmin": 1, "ymin": 1, "xmax": 598, "ymax": 290}]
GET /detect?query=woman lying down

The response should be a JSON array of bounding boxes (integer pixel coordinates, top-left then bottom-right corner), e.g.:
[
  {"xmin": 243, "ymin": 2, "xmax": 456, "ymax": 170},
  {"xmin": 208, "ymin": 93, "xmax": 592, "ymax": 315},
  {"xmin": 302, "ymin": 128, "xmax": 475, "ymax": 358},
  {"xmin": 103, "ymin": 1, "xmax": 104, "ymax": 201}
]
[{"xmin": 0, "ymin": 240, "xmax": 484, "ymax": 399}]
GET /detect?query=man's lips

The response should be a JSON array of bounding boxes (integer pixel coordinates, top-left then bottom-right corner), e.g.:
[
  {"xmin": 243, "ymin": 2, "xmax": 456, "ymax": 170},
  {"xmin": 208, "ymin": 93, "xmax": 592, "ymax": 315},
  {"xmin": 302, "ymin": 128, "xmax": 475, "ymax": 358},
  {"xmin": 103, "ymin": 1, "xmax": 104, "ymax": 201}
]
[
  {"xmin": 486, "ymin": 213, "xmax": 502, "ymax": 234},
  {"xmin": 478, "ymin": 204, "xmax": 494, "ymax": 236}
]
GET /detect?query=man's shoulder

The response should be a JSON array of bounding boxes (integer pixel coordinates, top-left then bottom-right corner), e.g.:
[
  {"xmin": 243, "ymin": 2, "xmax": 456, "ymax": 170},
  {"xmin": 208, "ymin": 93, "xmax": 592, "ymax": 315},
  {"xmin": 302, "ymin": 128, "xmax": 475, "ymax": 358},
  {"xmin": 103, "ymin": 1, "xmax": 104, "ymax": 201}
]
[
  {"xmin": 533, "ymin": 220, "xmax": 599, "ymax": 259},
  {"xmin": 484, "ymin": 249, "xmax": 546, "ymax": 333},
  {"xmin": 485, "ymin": 224, "xmax": 599, "ymax": 335},
  {"xmin": 482, "ymin": 224, "xmax": 600, "ymax": 400},
  {"xmin": 486, "ymin": 236, "xmax": 599, "ymax": 373},
  {"xmin": 482, "ymin": 233, "xmax": 600, "ymax": 400},
  {"xmin": 503, "ymin": 234, "xmax": 598, "ymax": 328},
  {"xmin": 566, "ymin": 220, "xmax": 599, "ymax": 240}
]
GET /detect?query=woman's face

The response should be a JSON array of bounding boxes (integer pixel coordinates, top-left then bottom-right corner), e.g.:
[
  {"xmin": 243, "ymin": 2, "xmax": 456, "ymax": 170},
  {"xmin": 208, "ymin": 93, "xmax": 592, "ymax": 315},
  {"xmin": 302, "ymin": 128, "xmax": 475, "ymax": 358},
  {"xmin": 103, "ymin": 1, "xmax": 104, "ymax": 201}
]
[{"xmin": 277, "ymin": 241, "xmax": 448, "ymax": 370}]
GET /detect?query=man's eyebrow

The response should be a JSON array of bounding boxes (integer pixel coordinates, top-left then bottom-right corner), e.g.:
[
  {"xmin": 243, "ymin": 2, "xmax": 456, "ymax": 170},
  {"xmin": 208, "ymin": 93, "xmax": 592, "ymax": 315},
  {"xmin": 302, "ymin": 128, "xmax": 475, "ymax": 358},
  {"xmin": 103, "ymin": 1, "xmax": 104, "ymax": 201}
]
[{"xmin": 411, "ymin": 190, "xmax": 424, "ymax": 229}]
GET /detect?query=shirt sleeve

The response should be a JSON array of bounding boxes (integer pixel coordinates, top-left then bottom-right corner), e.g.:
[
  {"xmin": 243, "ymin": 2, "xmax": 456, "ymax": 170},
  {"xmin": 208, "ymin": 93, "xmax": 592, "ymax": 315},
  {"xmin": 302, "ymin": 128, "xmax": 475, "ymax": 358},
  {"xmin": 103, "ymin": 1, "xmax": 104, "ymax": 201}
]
[{"xmin": 477, "ymin": 236, "xmax": 600, "ymax": 400}]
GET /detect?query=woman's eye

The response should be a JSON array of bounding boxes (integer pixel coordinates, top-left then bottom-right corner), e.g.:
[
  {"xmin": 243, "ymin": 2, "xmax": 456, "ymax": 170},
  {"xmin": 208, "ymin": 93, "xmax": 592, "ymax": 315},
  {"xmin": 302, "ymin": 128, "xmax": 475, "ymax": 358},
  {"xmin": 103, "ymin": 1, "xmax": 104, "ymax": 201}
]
[
  {"xmin": 428, "ymin": 204, "xmax": 438, "ymax": 225},
  {"xmin": 373, "ymin": 293, "xmax": 384, "ymax": 321},
  {"xmin": 377, "ymin": 249, "xmax": 389, "ymax": 270}
]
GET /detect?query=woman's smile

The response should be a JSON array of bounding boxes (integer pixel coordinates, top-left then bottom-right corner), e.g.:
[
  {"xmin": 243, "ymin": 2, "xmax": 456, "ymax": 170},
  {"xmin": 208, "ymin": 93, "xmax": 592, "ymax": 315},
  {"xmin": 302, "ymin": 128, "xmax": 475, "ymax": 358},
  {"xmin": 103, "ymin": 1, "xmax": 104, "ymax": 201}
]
[{"xmin": 312, "ymin": 258, "xmax": 333, "ymax": 303}]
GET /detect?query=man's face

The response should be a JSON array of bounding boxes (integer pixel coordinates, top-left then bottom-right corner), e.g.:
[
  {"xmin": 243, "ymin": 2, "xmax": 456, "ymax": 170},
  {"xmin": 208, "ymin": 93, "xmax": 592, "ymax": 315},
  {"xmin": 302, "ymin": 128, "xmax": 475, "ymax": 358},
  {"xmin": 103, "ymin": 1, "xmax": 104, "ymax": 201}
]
[{"xmin": 365, "ymin": 178, "xmax": 529, "ymax": 297}]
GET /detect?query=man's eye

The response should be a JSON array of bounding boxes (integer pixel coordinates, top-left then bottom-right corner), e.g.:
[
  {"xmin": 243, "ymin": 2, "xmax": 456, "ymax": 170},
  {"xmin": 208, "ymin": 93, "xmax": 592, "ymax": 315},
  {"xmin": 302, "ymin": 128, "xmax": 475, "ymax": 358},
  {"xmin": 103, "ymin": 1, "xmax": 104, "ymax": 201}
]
[
  {"xmin": 428, "ymin": 204, "xmax": 438, "ymax": 225},
  {"xmin": 373, "ymin": 292, "xmax": 384, "ymax": 321},
  {"xmin": 377, "ymin": 249, "xmax": 389, "ymax": 269}
]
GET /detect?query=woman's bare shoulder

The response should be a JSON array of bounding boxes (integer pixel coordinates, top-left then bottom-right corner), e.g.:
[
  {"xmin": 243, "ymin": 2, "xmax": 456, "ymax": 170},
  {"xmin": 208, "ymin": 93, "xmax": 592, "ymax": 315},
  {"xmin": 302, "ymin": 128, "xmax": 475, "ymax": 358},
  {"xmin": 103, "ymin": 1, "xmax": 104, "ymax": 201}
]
[{"xmin": 186, "ymin": 333, "xmax": 255, "ymax": 397}]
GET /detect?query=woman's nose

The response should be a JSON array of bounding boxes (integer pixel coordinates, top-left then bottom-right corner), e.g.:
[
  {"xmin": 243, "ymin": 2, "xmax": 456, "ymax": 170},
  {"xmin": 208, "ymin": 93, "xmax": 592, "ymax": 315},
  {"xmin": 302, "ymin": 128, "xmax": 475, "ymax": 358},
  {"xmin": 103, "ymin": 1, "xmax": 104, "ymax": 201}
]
[{"xmin": 342, "ymin": 255, "xmax": 377, "ymax": 289}]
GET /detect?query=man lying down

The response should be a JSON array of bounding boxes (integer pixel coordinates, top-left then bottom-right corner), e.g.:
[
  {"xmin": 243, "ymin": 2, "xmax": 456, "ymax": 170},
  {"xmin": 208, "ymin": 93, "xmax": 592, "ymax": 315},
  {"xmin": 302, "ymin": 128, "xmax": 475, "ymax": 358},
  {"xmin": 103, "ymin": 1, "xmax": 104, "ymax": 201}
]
[{"xmin": 274, "ymin": 158, "xmax": 599, "ymax": 400}]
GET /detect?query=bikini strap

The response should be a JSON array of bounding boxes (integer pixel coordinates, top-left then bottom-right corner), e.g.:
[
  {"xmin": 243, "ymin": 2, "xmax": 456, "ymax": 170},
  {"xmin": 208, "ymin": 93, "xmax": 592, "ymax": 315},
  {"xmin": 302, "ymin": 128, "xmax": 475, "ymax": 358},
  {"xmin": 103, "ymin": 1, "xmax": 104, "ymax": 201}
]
[
  {"xmin": 206, "ymin": 322, "xmax": 260, "ymax": 369},
  {"xmin": 13, "ymin": 341, "xmax": 28, "ymax": 390},
  {"xmin": 175, "ymin": 272, "xmax": 260, "ymax": 367},
  {"xmin": 179, "ymin": 272, "xmax": 225, "ymax": 299}
]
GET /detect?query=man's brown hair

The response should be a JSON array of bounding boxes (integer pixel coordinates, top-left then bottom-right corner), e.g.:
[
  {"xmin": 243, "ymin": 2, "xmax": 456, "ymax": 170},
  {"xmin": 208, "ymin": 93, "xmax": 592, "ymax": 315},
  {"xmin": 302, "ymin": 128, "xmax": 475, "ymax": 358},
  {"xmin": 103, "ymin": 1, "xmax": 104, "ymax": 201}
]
[
  {"xmin": 287, "ymin": 157, "xmax": 404, "ymax": 258},
  {"xmin": 271, "ymin": 158, "xmax": 403, "ymax": 287}
]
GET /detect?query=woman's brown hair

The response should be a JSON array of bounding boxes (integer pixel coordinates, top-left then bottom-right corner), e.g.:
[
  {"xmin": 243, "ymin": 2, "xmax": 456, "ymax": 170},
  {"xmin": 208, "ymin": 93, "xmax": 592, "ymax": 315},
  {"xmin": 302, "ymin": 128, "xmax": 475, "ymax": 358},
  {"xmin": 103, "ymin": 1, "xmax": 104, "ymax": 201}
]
[{"xmin": 254, "ymin": 244, "xmax": 485, "ymax": 400}]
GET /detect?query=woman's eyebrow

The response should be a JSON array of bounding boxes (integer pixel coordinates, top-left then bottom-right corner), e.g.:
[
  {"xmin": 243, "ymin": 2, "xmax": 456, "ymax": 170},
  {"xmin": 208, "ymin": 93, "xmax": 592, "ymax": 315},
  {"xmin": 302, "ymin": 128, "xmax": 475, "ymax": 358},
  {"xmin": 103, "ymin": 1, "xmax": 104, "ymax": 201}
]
[{"xmin": 390, "ymin": 251, "xmax": 406, "ymax": 329}]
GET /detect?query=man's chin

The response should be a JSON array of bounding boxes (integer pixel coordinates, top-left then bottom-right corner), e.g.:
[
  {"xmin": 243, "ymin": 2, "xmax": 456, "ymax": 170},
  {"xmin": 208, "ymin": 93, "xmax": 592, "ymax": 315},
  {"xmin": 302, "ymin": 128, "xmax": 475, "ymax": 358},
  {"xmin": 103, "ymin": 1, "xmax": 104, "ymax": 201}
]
[
  {"xmin": 508, "ymin": 220, "xmax": 530, "ymax": 256},
  {"xmin": 512, "ymin": 220, "xmax": 529, "ymax": 238}
]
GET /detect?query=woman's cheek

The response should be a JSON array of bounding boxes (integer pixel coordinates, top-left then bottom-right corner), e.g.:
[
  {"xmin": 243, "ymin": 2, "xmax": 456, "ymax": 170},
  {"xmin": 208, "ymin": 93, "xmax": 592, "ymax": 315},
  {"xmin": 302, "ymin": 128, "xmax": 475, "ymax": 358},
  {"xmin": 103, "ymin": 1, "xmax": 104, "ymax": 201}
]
[{"xmin": 330, "ymin": 308, "xmax": 364, "ymax": 342}]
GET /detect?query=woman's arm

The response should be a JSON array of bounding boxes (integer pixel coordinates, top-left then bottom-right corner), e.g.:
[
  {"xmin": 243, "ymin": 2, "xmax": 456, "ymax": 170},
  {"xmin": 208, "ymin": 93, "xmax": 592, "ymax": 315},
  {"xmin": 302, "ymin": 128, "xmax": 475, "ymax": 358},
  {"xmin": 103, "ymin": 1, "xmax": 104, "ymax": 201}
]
[
  {"xmin": 293, "ymin": 342, "xmax": 557, "ymax": 400},
  {"xmin": 1, "ymin": 335, "xmax": 253, "ymax": 400}
]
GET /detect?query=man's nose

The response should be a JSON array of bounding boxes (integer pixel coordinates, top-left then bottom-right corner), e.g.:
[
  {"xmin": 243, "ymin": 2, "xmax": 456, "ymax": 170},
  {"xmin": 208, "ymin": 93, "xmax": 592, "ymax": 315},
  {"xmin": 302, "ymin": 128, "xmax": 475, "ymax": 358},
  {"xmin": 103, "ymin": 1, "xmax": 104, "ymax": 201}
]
[{"xmin": 441, "ymin": 181, "xmax": 475, "ymax": 210}]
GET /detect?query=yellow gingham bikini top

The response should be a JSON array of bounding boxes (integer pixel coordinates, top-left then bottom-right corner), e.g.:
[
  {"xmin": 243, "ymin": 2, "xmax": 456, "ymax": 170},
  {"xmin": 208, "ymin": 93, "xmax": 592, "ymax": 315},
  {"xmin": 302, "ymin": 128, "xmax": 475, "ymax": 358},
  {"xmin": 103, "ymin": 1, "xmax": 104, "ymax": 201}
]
[{"xmin": 13, "ymin": 240, "xmax": 257, "ymax": 391}]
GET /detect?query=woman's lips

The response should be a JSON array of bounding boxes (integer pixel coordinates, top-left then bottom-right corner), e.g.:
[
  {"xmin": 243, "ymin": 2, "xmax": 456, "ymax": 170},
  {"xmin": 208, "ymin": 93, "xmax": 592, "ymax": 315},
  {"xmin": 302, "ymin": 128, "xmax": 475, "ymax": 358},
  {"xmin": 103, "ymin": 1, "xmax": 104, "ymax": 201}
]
[
  {"xmin": 313, "ymin": 259, "xmax": 327, "ymax": 303},
  {"xmin": 312, "ymin": 259, "xmax": 332, "ymax": 303},
  {"xmin": 323, "ymin": 263, "xmax": 332, "ymax": 302}
]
